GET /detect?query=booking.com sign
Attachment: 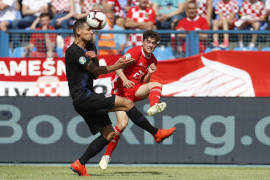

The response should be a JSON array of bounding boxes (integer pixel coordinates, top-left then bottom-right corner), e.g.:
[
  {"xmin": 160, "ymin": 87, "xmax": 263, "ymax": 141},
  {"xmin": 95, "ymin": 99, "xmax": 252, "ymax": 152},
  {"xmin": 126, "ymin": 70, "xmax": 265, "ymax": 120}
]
[{"xmin": 0, "ymin": 102, "xmax": 270, "ymax": 158}]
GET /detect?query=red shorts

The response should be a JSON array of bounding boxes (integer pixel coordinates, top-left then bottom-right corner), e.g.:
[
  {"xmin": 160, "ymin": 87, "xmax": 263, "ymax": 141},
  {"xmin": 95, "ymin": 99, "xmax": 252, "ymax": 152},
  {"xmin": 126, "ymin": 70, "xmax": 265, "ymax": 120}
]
[{"xmin": 112, "ymin": 83, "xmax": 145, "ymax": 102}]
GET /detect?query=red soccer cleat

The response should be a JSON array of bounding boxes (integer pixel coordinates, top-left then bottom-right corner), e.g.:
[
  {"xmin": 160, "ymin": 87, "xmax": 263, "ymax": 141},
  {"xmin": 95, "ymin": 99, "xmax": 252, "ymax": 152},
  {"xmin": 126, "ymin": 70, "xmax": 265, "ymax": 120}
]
[
  {"xmin": 70, "ymin": 160, "xmax": 90, "ymax": 176},
  {"xmin": 154, "ymin": 127, "xmax": 176, "ymax": 143}
]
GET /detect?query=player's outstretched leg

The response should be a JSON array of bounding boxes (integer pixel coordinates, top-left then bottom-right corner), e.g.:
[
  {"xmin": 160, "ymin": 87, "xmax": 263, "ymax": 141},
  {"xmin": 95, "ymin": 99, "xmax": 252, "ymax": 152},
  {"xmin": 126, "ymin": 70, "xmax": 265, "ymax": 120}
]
[
  {"xmin": 99, "ymin": 126, "xmax": 122, "ymax": 169},
  {"xmin": 99, "ymin": 111, "xmax": 128, "ymax": 170},
  {"xmin": 126, "ymin": 105, "xmax": 176, "ymax": 143},
  {"xmin": 70, "ymin": 126, "xmax": 114, "ymax": 176}
]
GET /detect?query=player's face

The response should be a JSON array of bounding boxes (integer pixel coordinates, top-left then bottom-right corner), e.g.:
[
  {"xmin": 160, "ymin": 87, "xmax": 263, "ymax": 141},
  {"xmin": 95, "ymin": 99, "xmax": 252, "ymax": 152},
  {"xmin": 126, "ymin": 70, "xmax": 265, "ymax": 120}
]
[
  {"xmin": 79, "ymin": 23, "xmax": 94, "ymax": 41},
  {"xmin": 142, "ymin": 37, "xmax": 157, "ymax": 55}
]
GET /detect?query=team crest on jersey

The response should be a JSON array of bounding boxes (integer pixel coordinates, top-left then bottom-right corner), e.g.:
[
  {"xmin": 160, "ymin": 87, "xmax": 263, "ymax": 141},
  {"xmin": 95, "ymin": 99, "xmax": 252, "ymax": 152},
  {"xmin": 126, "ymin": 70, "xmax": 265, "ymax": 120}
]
[
  {"xmin": 138, "ymin": 62, "xmax": 143, "ymax": 66},
  {"xmin": 79, "ymin": 56, "xmax": 86, "ymax": 64}
]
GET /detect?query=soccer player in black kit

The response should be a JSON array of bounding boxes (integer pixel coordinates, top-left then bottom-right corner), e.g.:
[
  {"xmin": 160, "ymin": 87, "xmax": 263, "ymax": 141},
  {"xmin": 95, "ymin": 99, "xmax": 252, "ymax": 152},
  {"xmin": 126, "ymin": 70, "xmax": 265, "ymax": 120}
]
[{"xmin": 65, "ymin": 18, "xmax": 176, "ymax": 176}]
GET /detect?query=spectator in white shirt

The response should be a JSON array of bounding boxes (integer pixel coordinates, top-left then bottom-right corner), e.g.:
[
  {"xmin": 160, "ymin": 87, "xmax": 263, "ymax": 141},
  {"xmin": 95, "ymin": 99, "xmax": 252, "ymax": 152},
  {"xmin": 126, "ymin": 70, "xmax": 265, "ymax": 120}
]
[
  {"xmin": 265, "ymin": 0, "xmax": 270, "ymax": 29},
  {"xmin": 12, "ymin": 0, "xmax": 50, "ymax": 29},
  {"xmin": 0, "ymin": 0, "xmax": 16, "ymax": 31}
]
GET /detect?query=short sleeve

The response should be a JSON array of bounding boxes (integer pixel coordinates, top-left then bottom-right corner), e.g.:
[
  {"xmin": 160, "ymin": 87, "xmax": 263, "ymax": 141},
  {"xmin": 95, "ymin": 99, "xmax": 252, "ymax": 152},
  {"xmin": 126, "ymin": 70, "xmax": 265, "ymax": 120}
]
[{"xmin": 3, "ymin": 0, "xmax": 15, "ymax": 6}]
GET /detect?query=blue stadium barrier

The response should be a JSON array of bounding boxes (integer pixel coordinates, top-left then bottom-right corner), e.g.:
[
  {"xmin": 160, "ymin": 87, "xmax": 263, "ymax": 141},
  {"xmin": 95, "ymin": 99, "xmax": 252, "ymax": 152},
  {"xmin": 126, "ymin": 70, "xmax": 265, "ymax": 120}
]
[
  {"xmin": 153, "ymin": 46, "xmax": 174, "ymax": 61},
  {"xmin": 1, "ymin": 29, "xmax": 270, "ymax": 58},
  {"xmin": 233, "ymin": 47, "xmax": 258, "ymax": 51},
  {"xmin": 261, "ymin": 47, "xmax": 270, "ymax": 51}
]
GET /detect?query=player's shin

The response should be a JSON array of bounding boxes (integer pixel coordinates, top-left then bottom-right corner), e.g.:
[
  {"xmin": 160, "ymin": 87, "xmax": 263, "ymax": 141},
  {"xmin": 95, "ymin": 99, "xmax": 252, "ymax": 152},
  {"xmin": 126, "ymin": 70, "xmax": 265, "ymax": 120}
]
[
  {"xmin": 126, "ymin": 106, "xmax": 158, "ymax": 135},
  {"xmin": 104, "ymin": 126, "xmax": 122, "ymax": 156},
  {"xmin": 79, "ymin": 135, "xmax": 110, "ymax": 165}
]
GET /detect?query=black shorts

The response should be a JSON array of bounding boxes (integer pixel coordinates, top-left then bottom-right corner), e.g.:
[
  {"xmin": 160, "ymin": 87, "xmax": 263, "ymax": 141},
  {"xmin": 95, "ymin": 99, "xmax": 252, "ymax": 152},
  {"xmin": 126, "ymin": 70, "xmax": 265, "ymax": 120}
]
[{"xmin": 73, "ymin": 93, "xmax": 115, "ymax": 135}]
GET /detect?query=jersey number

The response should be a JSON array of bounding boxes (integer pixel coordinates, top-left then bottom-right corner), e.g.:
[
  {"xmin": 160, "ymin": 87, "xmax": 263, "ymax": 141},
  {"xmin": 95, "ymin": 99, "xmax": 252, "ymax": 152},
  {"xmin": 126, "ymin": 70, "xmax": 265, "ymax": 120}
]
[{"xmin": 133, "ymin": 70, "xmax": 145, "ymax": 80}]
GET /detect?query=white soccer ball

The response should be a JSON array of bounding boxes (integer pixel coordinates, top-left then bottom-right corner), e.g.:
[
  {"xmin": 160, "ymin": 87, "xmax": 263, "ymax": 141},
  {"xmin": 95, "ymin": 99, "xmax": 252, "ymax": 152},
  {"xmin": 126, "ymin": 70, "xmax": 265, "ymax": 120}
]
[{"xmin": 86, "ymin": 10, "xmax": 107, "ymax": 30}]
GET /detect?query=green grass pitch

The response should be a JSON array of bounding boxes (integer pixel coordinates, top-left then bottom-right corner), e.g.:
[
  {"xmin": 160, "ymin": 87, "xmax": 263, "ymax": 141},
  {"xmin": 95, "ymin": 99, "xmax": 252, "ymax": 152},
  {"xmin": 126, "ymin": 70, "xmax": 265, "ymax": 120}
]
[{"xmin": 0, "ymin": 165, "xmax": 270, "ymax": 180}]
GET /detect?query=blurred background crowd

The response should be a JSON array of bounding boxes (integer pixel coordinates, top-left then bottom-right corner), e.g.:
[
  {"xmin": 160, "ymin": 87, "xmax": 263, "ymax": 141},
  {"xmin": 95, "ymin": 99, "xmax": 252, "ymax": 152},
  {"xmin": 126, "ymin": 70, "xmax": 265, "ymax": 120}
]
[{"xmin": 1, "ymin": 0, "xmax": 270, "ymax": 59}]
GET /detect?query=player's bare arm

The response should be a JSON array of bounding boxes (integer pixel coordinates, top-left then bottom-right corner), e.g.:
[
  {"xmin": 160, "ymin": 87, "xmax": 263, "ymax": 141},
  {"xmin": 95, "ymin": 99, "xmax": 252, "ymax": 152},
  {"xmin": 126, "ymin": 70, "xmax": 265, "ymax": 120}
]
[
  {"xmin": 85, "ymin": 55, "xmax": 134, "ymax": 76},
  {"xmin": 116, "ymin": 68, "xmax": 135, "ymax": 88}
]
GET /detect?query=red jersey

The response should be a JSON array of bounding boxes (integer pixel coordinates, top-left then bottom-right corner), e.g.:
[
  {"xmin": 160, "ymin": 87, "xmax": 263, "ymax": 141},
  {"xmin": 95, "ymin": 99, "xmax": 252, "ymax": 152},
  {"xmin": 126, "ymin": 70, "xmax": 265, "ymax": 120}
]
[
  {"xmin": 176, "ymin": 16, "xmax": 209, "ymax": 52},
  {"xmin": 112, "ymin": 46, "xmax": 157, "ymax": 97},
  {"xmin": 30, "ymin": 26, "xmax": 57, "ymax": 53},
  {"xmin": 176, "ymin": 15, "xmax": 209, "ymax": 31}
]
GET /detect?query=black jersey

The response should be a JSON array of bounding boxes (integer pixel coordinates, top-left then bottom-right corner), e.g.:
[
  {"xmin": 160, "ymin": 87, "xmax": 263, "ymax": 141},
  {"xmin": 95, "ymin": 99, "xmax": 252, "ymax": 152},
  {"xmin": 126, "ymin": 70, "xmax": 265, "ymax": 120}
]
[{"xmin": 65, "ymin": 41, "xmax": 97, "ymax": 103}]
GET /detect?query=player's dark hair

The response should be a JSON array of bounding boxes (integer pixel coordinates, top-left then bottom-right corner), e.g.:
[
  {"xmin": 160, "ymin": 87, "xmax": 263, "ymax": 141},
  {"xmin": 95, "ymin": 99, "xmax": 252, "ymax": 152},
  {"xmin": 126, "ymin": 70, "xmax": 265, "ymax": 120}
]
[
  {"xmin": 73, "ymin": 18, "xmax": 87, "ymax": 37},
  {"xmin": 143, "ymin": 30, "xmax": 160, "ymax": 44}
]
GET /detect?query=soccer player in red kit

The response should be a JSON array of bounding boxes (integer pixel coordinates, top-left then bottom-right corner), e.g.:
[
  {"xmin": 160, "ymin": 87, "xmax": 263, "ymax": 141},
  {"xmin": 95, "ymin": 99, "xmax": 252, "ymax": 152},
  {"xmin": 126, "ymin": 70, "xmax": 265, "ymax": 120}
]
[{"xmin": 99, "ymin": 30, "xmax": 175, "ymax": 169}]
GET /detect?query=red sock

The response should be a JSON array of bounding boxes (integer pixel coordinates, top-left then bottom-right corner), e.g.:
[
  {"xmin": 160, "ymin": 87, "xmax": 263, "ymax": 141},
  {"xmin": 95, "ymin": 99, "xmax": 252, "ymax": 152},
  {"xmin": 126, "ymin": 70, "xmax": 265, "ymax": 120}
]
[
  {"xmin": 149, "ymin": 86, "xmax": 162, "ymax": 107},
  {"xmin": 104, "ymin": 126, "xmax": 122, "ymax": 156}
]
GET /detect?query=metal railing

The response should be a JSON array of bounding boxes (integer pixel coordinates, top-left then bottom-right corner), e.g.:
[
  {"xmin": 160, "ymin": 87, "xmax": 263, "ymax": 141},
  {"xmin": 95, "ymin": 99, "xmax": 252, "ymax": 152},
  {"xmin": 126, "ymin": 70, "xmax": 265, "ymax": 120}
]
[{"xmin": 1, "ymin": 30, "xmax": 270, "ymax": 59}]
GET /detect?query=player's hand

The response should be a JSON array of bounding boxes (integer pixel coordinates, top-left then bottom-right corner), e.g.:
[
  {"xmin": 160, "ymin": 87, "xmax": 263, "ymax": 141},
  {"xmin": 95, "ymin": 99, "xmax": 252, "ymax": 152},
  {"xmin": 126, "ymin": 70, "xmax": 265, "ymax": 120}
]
[
  {"xmin": 147, "ymin": 63, "xmax": 156, "ymax": 73},
  {"xmin": 116, "ymin": 57, "xmax": 134, "ymax": 69},
  {"xmin": 85, "ymin": 51, "xmax": 97, "ymax": 59},
  {"xmin": 123, "ymin": 79, "xmax": 135, "ymax": 88}
]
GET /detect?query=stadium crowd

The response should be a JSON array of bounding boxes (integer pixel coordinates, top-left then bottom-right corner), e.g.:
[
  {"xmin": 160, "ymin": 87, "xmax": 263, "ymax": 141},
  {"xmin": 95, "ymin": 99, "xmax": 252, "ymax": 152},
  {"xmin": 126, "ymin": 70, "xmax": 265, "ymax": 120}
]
[{"xmin": 1, "ymin": 0, "xmax": 270, "ymax": 58}]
